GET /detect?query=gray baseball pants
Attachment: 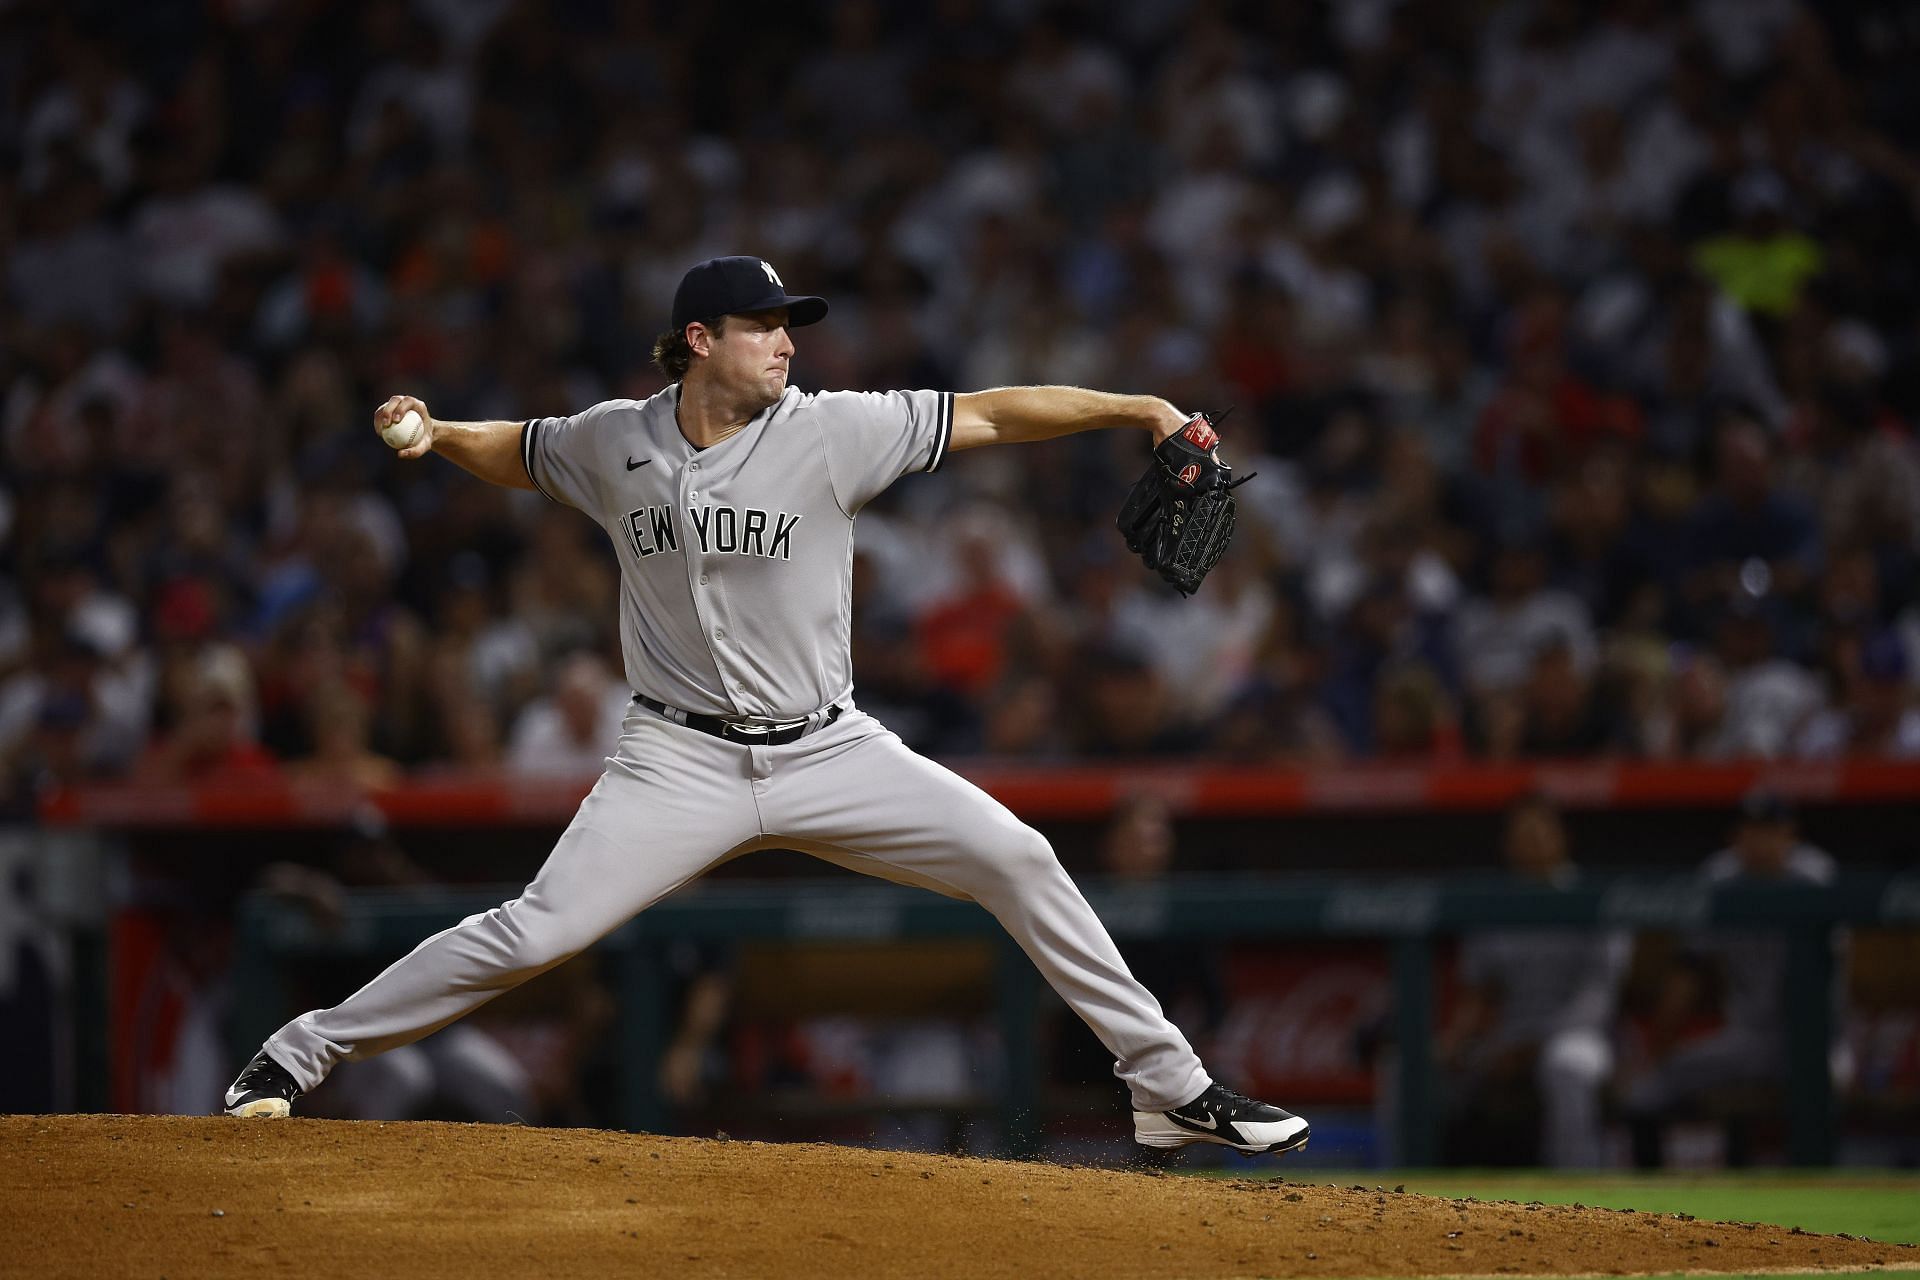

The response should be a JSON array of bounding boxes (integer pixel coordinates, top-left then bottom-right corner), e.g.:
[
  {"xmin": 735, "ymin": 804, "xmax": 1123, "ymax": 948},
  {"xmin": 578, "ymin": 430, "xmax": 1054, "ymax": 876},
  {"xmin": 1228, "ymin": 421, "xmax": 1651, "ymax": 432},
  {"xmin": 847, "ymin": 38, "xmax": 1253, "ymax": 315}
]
[{"xmin": 265, "ymin": 705, "xmax": 1211, "ymax": 1111}]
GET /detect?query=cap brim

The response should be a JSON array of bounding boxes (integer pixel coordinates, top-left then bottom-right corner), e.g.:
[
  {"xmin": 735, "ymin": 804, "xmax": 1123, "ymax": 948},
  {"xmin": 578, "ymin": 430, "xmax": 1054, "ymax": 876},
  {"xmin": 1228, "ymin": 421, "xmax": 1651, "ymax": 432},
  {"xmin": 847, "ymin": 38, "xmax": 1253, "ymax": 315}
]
[{"xmin": 732, "ymin": 292, "xmax": 828, "ymax": 327}]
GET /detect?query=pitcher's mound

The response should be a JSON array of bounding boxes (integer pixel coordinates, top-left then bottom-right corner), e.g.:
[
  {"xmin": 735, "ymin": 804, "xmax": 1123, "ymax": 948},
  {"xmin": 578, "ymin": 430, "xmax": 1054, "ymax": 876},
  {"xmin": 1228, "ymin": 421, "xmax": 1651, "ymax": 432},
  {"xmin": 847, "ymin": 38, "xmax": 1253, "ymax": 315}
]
[{"xmin": 5, "ymin": 1115, "xmax": 1914, "ymax": 1278}]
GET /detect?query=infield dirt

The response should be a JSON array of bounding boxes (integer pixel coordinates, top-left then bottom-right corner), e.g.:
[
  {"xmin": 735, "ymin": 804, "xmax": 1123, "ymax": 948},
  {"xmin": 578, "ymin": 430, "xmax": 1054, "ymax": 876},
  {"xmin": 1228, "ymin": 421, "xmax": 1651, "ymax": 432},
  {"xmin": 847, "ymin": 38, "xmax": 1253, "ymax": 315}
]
[{"xmin": 5, "ymin": 1115, "xmax": 1916, "ymax": 1278}]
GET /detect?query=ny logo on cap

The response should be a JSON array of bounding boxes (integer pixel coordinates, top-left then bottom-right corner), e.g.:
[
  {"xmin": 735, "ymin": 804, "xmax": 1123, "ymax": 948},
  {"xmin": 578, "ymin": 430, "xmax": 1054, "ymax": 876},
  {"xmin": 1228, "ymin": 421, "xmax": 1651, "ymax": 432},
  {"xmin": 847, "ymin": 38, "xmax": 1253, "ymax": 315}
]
[{"xmin": 760, "ymin": 261, "xmax": 784, "ymax": 288}]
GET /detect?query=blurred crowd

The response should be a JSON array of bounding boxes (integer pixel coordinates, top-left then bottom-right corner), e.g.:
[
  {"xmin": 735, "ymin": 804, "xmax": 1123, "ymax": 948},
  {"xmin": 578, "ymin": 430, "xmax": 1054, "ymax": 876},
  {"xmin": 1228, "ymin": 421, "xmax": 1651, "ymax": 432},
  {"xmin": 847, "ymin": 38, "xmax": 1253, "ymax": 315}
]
[{"xmin": 7, "ymin": 0, "xmax": 1920, "ymax": 810}]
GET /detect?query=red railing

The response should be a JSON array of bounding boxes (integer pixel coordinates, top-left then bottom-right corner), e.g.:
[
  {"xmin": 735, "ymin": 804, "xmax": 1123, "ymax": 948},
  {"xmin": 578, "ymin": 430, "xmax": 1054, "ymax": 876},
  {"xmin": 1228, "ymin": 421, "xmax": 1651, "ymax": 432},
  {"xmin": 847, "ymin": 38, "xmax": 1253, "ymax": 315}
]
[{"xmin": 36, "ymin": 758, "xmax": 1920, "ymax": 828}]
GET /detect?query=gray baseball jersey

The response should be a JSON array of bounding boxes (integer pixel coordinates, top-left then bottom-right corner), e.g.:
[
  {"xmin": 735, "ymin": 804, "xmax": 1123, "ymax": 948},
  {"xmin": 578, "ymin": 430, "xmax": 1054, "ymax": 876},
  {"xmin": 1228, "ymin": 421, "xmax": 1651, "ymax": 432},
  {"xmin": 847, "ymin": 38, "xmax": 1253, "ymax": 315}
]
[
  {"xmin": 257, "ymin": 383, "xmax": 1212, "ymax": 1121},
  {"xmin": 521, "ymin": 385, "xmax": 953, "ymax": 719}
]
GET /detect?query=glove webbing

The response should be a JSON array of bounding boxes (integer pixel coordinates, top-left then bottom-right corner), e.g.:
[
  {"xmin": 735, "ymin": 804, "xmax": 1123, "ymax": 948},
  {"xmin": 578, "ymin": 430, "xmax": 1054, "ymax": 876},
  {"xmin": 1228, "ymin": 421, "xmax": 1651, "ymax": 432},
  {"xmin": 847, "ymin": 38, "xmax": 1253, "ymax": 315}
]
[{"xmin": 1164, "ymin": 484, "xmax": 1240, "ymax": 596}]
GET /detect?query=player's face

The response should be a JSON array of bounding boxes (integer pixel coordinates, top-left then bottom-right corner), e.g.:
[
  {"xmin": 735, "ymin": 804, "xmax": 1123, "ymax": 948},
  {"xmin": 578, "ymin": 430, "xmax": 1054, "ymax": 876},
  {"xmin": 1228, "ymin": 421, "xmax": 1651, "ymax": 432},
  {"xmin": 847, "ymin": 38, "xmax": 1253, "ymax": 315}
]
[{"xmin": 708, "ymin": 308, "xmax": 794, "ymax": 406}]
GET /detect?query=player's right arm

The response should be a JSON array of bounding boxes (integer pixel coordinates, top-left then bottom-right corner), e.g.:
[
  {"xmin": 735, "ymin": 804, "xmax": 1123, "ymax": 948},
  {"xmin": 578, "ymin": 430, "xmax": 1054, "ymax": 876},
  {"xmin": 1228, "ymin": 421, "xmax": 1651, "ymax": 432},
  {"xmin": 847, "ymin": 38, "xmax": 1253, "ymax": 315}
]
[{"xmin": 374, "ymin": 395, "xmax": 535, "ymax": 491}]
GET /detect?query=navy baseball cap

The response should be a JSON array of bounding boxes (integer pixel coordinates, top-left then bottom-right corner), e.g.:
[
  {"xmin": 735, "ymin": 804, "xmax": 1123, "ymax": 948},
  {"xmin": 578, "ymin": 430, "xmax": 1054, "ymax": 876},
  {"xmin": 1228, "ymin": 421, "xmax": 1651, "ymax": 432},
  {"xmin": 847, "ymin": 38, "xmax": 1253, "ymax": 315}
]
[{"xmin": 670, "ymin": 256, "xmax": 828, "ymax": 332}]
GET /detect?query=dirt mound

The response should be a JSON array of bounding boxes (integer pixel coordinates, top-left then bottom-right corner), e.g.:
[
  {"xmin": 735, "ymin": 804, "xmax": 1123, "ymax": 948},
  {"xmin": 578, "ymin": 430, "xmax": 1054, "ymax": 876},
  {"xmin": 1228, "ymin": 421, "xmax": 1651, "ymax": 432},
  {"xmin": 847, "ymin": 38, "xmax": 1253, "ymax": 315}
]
[{"xmin": 5, "ymin": 1115, "xmax": 1915, "ymax": 1279}]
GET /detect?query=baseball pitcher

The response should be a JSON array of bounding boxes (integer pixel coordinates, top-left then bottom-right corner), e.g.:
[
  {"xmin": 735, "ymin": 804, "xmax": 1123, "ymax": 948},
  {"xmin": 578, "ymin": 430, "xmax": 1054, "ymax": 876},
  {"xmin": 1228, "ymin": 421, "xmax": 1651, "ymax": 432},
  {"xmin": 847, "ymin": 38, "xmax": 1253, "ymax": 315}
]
[{"xmin": 224, "ymin": 255, "xmax": 1303, "ymax": 1157}]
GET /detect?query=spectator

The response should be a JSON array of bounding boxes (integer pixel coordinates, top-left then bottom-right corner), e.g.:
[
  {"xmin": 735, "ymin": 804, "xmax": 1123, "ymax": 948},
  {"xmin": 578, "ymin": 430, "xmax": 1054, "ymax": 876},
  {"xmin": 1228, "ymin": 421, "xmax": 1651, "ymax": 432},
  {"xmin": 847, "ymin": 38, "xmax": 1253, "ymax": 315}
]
[
  {"xmin": 287, "ymin": 682, "xmax": 401, "ymax": 791},
  {"xmin": 1512, "ymin": 637, "xmax": 1614, "ymax": 758},
  {"xmin": 506, "ymin": 651, "xmax": 631, "ymax": 778},
  {"xmin": 1321, "ymin": 581, "xmax": 1410, "ymax": 754},
  {"xmin": 128, "ymin": 143, "xmax": 285, "ymax": 311},
  {"xmin": 1796, "ymin": 630, "xmax": 1920, "ymax": 758},
  {"xmin": 1372, "ymin": 661, "xmax": 1462, "ymax": 760},
  {"xmin": 1712, "ymin": 594, "xmax": 1825, "ymax": 757},
  {"xmin": 979, "ymin": 676, "xmax": 1069, "ymax": 758},
  {"xmin": 0, "ymin": 558, "xmax": 146, "ymax": 790},
  {"xmin": 1455, "ymin": 538, "xmax": 1597, "ymax": 699},
  {"xmin": 1472, "ymin": 294, "xmax": 1643, "ymax": 487},
  {"xmin": 1210, "ymin": 606, "xmax": 1346, "ymax": 763},
  {"xmin": 1439, "ymin": 794, "xmax": 1628, "ymax": 1167},
  {"xmin": 914, "ymin": 514, "xmax": 1027, "ymax": 700},
  {"xmin": 425, "ymin": 697, "xmax": 505, "ymax": 773},
  {"xmin": 8, "ymin": 164, "xmax": 136, "ymax": 335},
  {"xmin": 1073, "ymin": 644, "xmax": 1194, "ymax": 758},
  {"xmin": 134, "ymin": 645, "xmax": 277, "ymax": 783},
  {"xmin": 1684, "ymin": 419, "xmax": 1822, "ymax": 618},
  {"xmin": 1692, "ymin": 172, "xmax": 1824, "ymax": 319},
  {"xmin": 1621, "ymin": 789, "xmax": 1848, "ymax": 1166},
  {"xmin": 428, "ymin": 553, "xmax": 539, "ymax": 718},
  {"xmin": 1644, "ymin": 651, "xmax": 1738, "ymax": 759}
]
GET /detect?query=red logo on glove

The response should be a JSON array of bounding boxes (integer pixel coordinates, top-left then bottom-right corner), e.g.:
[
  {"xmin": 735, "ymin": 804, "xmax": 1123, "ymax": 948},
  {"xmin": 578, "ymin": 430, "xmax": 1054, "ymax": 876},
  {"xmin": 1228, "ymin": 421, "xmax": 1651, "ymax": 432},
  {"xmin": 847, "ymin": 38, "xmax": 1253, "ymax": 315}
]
[
  {"xmin": 1182, "ymin": 417, "xmax": 1218, "ymax": 450},
  {"xmin": 1178, "ymin": 462, "xmax": 1201, "ymax": 486}
]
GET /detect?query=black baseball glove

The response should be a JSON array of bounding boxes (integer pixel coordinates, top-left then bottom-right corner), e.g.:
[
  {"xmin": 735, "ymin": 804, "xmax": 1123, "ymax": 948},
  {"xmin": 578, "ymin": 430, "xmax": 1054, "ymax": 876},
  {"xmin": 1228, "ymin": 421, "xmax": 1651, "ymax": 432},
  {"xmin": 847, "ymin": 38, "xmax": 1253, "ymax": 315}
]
[{"xmin": 1116, "ymin": 411, "xmax": 1251, "ymax": 597}]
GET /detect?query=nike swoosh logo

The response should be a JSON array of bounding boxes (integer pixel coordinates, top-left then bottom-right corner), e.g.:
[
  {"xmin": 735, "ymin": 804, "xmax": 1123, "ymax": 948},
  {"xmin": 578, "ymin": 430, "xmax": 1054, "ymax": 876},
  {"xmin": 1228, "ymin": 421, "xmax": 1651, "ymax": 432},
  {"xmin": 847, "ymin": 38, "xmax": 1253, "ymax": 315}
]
[
  {"xmin": 1166, "ymin": 1108, "xmax": 1219, "ymax": 1133},
  {"xmin": 627, "ymin": 457, "xmax": 651, "ymax": 470}
]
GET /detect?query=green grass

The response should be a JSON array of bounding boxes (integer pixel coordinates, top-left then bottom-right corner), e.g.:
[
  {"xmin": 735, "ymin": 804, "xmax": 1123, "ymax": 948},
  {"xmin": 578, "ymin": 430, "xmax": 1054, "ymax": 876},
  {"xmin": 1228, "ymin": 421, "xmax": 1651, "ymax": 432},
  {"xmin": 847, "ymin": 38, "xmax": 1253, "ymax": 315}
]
[
  {"xmin": 1186, "ymin": 1168, "xmax": 1920, "ymax": 1277},
  {"xmin": 1204, "ymin": 1168, "xmax": 1920, "ymax": 1245}
]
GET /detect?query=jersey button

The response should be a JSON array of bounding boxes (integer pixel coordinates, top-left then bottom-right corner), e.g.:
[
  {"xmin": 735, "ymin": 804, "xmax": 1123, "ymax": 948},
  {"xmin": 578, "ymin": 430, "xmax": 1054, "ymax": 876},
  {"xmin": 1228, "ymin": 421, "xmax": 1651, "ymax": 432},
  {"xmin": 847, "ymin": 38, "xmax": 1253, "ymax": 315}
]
[
  {"xmin": 698, "ymin": 574, "xmax": 710, "ymax": 586},
  {"xmin": 713, "ymin": 627, "xmax": 725, "ymax": 639},
  {"xmin": 689, "ymin": 462, "xmax": 700, "ymax": 471}
]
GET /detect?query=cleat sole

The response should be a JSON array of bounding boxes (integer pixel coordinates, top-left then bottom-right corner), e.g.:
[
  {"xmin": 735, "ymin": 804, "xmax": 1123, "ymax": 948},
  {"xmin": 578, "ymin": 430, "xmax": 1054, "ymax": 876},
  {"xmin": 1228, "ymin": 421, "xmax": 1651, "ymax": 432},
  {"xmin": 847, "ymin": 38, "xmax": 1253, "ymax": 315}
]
[
  {"xmin": 1135, "ymin": 1122, "xmax": 1310, "ymax": 1158},
  {"xmin": 1266, "ymin": 1130, "xmax": 1309, "ymax": 1155}
]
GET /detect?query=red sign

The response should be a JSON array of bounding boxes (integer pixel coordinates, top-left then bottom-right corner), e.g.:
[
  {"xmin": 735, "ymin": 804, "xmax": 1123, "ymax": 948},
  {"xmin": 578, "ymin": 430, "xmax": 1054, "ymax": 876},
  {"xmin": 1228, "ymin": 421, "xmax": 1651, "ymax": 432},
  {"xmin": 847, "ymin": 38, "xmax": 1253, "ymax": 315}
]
[{"xmin": 1209, "ymin": 945, "xmax": 1387, "ymax": 1104}]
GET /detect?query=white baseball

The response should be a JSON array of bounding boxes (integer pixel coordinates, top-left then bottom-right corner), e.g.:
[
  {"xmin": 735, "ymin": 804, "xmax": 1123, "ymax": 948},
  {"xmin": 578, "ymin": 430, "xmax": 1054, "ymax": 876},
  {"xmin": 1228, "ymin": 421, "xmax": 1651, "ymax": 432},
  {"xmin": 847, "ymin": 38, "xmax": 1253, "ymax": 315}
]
[{"xmin": 381, "ymin": 408, "xmax": 425, "ymax": 450}]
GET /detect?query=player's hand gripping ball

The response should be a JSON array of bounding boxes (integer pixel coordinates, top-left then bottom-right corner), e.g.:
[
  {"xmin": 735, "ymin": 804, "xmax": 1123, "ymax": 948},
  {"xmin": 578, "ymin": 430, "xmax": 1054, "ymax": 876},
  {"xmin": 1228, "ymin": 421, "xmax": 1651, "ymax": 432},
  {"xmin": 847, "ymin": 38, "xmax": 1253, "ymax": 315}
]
[
  {"xmin": 375, "ymin": 397, "xmax": 433, "ymax": 458},
  {"xmin": 1116, "ymin": 411, "xmax": 1253, "ymax": 597},
  {"xmin": 381, "ymin": 408, "xmax": 424, "ymax": 450}
]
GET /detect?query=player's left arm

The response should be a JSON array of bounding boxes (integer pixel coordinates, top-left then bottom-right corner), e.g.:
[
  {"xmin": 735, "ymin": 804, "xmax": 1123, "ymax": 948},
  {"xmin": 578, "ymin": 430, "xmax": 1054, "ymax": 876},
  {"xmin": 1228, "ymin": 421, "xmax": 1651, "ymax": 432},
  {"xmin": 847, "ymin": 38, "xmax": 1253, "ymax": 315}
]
[{"xmin": 949, "ymin": 386, "xmax": 1188, "ymax": 452}]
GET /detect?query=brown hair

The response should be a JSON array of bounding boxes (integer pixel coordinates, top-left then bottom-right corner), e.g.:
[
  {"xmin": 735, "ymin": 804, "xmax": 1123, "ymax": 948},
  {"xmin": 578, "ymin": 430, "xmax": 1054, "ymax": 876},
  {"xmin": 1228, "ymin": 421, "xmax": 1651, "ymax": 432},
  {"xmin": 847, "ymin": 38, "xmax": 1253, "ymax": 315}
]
[{"xmin": 651, "ymin": 315, "xmax": 728, "ymax": 382}]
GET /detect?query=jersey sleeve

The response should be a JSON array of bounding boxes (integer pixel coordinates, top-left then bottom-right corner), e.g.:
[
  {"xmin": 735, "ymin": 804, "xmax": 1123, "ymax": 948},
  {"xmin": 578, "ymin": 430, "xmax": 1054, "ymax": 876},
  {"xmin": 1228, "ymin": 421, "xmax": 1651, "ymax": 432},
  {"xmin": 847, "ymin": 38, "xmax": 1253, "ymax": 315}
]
[
  {"xmin": 815, "ymin": 389, "xmax": 955, "ymax": 513},
  {"xmin": 522, "ymin": 400, "xmax": 629, "ymax": 516}
]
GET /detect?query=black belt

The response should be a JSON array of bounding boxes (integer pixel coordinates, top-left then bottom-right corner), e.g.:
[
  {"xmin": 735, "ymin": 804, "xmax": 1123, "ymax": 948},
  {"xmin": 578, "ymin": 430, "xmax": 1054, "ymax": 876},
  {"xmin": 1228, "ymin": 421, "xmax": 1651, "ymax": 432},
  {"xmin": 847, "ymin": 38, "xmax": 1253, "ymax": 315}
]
[{"xmin": 633, "ymin": 694, "xmax": 843, "ymax": 745}]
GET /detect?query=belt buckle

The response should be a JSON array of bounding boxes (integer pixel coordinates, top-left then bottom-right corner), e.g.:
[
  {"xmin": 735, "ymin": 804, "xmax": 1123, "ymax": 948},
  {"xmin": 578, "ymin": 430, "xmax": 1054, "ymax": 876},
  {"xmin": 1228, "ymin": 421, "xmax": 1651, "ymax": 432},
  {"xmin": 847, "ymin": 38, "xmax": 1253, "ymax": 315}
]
[{"xmin": 720, "ymin": 715, "xmax": 803, "ymax": 742}]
